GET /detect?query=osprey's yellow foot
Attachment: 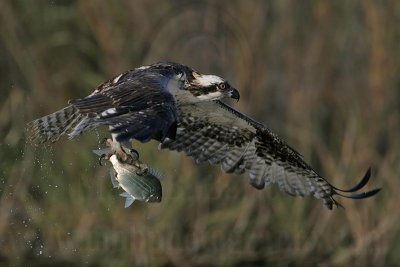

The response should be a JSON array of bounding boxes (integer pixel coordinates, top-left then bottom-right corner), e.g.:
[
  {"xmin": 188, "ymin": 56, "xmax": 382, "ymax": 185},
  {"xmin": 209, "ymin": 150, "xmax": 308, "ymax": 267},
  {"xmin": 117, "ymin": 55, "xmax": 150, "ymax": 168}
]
[
  {"xmin": 127, "ymin": 149, "xmax": 140, "ymax": 160},
  {"xmin": 93, "ymin": 138, "xmax": 140, "ymax": 165}
]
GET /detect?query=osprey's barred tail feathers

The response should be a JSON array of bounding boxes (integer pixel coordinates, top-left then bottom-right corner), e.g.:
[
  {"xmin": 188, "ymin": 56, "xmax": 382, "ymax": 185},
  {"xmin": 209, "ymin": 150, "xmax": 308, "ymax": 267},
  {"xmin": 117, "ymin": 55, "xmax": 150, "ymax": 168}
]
[{"xmin": 26, "ymin": 105, "xmax": 83, "ymax": 144}]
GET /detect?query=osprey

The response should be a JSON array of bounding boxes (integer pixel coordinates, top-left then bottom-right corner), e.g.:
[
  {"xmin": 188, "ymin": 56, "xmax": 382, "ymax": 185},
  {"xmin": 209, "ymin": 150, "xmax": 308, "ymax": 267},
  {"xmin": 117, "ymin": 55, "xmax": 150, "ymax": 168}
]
[{"xmin": 27, "ymin": 62, "xmax": 380, "ymax": 209}]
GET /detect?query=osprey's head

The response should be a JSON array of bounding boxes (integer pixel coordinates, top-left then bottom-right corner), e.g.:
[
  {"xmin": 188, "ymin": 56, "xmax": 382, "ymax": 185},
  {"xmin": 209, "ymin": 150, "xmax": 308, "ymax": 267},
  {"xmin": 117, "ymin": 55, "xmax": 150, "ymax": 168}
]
[
  {"xmin": 185, "ymin": 71, "xmax": 240, "ymax": 101},
  {"xmin": 144, "ymin": 62, "xmax": 240, "ymax": 101}
]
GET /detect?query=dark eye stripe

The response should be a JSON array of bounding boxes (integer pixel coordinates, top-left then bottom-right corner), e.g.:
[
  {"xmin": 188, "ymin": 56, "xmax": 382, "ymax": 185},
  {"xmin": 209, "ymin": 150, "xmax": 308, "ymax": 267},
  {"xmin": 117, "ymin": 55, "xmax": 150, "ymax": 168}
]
[{"xmin": 189, "ymin": 85, "xmax": 218, "ymax": 96}]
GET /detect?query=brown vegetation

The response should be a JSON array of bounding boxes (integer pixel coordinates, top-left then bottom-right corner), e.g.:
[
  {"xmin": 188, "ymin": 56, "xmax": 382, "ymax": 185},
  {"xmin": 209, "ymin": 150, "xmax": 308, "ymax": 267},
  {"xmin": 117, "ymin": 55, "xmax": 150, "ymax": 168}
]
[{"xmin": 0, "ymin": 0, "xmax": 398, "ymax": 266}]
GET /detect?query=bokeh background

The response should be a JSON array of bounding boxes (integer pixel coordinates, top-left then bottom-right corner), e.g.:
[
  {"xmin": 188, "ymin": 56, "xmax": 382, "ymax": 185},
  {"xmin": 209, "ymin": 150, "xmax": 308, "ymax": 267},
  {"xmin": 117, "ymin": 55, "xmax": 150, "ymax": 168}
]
[{"xmin": 1, "ymin": 0, "xmax": 399, "ymax": 266}]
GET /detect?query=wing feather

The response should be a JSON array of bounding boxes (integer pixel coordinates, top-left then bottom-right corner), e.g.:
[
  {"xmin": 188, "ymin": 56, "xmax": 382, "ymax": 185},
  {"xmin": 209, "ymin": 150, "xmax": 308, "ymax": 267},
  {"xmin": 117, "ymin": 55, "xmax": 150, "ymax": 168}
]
[
  {"xmin": 68, "ymin": 71, "xmax": 177, "ymax": 142},
  {"xmin": 160, "ymin": 100, "xmax": 380, "ymax": 209}
]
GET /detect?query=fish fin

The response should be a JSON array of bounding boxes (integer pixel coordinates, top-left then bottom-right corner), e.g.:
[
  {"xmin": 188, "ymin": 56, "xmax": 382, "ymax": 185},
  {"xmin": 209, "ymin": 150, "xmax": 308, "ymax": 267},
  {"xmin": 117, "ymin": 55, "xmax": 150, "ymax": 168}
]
[
  {"xmin": 147, "ymin": 167, "xmax": 163, "ymax": 181},
  {"xmin": 120, "ymin": 192, "xmax": 135, "ymax": 208},
  {"xmin": 109, "ymin": 168, "xmax": 119, "ymax": 188}
]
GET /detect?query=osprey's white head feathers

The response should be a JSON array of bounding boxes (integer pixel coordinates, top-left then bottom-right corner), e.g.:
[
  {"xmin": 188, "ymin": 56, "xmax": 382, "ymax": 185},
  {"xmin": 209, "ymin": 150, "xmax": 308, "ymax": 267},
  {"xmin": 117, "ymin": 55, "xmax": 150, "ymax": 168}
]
[
  {"xmin": 186, "ymin": 71, "xmax": 240, "ymax": 101},
  {"xmin": 191, "ymin": 73, "xmax": 225, "ymax": 86}
]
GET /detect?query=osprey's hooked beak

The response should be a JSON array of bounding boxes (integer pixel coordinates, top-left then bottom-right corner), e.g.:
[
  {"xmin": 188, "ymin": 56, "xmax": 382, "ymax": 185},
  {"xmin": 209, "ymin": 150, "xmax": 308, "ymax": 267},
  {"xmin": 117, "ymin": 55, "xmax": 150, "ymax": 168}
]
[{"xmin": 228, "ymin": 88, "xmax": 240, "ymax": 101}]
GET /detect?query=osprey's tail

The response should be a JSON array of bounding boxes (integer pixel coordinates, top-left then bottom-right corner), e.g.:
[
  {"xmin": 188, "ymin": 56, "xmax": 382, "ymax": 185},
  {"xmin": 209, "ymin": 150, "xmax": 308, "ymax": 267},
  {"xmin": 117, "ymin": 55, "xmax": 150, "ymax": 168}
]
[{"xmin": 26, "ymin": 105, "xmax": 84, "ymax": 144}]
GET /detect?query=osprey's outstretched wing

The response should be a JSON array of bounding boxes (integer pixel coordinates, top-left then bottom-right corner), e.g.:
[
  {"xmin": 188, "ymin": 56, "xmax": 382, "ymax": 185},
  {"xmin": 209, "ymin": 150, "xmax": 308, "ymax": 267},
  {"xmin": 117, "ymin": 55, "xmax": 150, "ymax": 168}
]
[
  {"xmin": 27, "ymin": 70, "xmax": 178, "ymax": 144},
  {"xmin": 160, "ymin": 100, "xmax": 380, "ymax": 209}
]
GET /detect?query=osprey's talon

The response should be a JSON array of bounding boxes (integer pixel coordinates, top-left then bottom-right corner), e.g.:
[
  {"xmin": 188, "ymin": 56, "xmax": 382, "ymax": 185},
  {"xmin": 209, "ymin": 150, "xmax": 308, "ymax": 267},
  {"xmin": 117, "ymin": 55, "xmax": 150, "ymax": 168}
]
[
  {"xmin": 99, "ymin": 154, "xmax": 108, "ymax": 166},
  {"xmin": 136, "ymin": 165, "xmax": 149, "ymax": 176},
  {"xmin": 129, "ymin": 149, "xmax": 140, "ymax": 160}
]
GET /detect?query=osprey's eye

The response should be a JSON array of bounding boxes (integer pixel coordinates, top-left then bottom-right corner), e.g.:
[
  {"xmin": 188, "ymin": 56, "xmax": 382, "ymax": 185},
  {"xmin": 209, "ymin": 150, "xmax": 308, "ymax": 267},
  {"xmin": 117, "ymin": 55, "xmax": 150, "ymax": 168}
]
[{"xmin": 218, "ymin": 83, "xmax": 227, "ymax": 90}]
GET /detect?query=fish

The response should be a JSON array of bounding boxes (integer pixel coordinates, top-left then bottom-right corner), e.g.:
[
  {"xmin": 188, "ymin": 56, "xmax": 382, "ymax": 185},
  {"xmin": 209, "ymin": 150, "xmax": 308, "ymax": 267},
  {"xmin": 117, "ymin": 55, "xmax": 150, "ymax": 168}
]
[{"xmin": 93, "ymin": 147, "xmax": 162, "ymax": 207}]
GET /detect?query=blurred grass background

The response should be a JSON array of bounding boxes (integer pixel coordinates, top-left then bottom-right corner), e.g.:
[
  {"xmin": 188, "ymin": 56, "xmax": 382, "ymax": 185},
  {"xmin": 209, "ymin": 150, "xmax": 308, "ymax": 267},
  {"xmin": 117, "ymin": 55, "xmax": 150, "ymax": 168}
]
[{"xmin": 0, "ymin": 0, "xmax": 399, "ymax": 266}]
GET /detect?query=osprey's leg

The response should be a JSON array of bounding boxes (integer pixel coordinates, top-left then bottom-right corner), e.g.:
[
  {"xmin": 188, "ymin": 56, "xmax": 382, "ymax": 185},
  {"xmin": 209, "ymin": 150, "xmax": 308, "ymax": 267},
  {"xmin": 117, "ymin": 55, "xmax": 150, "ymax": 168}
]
[
  {"xmin": 118, "ymin": 141, "xmax": 140, "ymax": 161},
  {"xmin": 108, "ymin": 134, "xmax": 149, "ymax": 174},
  {"xmin": 94, "ymin": 134, "xmax": 140, "ymax": 165},
  {"xmin": 110, "ymin": 134, "xmax": 140, "ymax": 162}
]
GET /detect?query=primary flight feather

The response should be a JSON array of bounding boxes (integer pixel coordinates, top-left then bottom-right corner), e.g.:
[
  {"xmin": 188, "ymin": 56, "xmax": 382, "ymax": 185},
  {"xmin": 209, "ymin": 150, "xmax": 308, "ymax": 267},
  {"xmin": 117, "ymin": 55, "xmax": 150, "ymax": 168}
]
[{"xmin": 27, "ymin": 61, "xmax": 380, "ymax": 209}]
